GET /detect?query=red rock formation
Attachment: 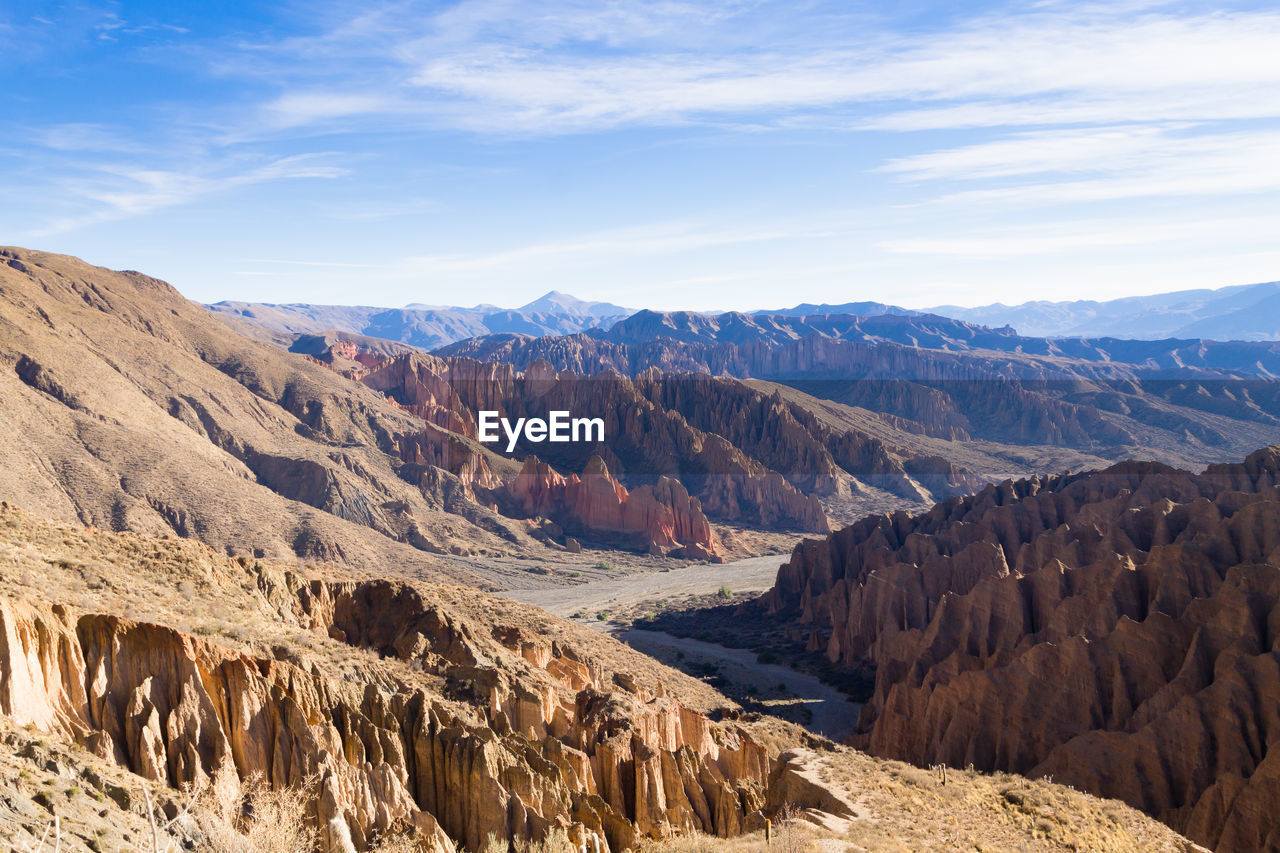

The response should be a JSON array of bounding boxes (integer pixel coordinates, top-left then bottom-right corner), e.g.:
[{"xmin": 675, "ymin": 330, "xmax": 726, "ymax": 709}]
[
  {"xmin": 763, "ymin": 446, "xmax": 1280, "ymax": 852},
  {"xmin": 506, "ymin": 455, "xmax": 721, "ymax": 560},
  {"xmin": 362, "ymin": 354, "xmax": 479, "ymax": 436},
  {"xmin": 360, "ymin": 354, "xmax": 830, "ymax": 533}
]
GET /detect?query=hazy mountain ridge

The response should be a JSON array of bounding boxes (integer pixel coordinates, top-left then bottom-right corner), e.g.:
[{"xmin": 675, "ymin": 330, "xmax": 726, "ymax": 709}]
[
  {"xmin": 448, "ymin": 311, "xmax": 1280, "ymax": 379},
  {"xmin": 931, "ymin": 280, "xmax": 1280, "ymax": 339},
  {"xmin": 215, "ymin": 278, "xmax": 1280, "ymax": 361},
  {"xmin": 211, "ymin": 290, "xmax": 633, "ymax": 350}
]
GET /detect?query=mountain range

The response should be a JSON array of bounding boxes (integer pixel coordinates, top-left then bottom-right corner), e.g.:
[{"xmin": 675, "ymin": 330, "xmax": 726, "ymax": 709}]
[
  {"xmin": 931, "ymin": 280, "xmax": 1280, "ymax": 339},
  {"xmin": 211, "ymin": 290, "xmax": 633, "ymax": 350},
  {"xmin": 215, "ymin": 279, "xmax": 1280, "ymax": 348},
  {"xmin": 3, "ymin": 245, "xmax": 1276, "ymax": 851}
]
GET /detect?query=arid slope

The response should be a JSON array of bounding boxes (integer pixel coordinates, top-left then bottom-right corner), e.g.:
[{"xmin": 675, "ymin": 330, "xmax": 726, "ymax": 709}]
[
  {"xmin": 0, "ymin": 502, "xmax": 1200, "ymax": 852},
  {"xmin": 0, "ymin": 246, "xmax": 535, "ymax": 575}
]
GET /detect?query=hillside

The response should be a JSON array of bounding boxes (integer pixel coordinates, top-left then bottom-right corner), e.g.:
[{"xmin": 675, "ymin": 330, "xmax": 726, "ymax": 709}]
[
  {"xmin": 0, "ymin": 248, "xmax": 869, "ymax": 567},
  {"xmin": 0, "ymin": 247, "xmax": 550, "ymax": 576},
  {"xmin": 0, "ymin": 500, "xmax": 1204, "ymax": 852},
  {"xmin": 756, "ymin": 446, "xmax": 1280, "ymax": 852}
]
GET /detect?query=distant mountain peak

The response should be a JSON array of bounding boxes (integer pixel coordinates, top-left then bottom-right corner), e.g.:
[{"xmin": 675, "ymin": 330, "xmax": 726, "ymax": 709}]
[{"xmin": 518, "ymin": 290, "xmax": 633, "ymax": 319}]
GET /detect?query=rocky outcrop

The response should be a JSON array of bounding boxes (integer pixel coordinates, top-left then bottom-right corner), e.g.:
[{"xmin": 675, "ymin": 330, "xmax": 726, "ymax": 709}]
[
  {"xmin": 0, "ymin": 573, "xmax": 775, "ymax": 851},
  {"xmin": 505, "ymin": 455, "xmax": 720, "ymax": 560},
  {"xmin": 360, "ymin": 354, "xmax": 831, "ymax": 533},
  {"xmin": 438, "ymin": 330, "xmax": 1280, "ymax": 460},
  {"xmin": 763, "ymin": 446, "xmax": 1280, "ymax": 852}
]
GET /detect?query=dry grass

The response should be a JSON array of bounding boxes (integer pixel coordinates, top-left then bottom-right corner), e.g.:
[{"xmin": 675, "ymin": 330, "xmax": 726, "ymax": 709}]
[{"xmin": 190, "ymin": 774, "xmax": 317, "ymax": 852}]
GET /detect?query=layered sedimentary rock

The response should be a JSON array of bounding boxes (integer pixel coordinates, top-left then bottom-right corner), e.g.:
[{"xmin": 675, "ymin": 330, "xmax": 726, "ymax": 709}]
[
  {"xmin": 0, "ymin": 575, "xmax": 769, "ymax": 851},
  {"xmin": 631, "ymin": 370, "xmax": 979, "ymax": 500},
  {"xmin": 506, "ymin": 456, "xmax": 720, "ymax": 560},
  {"xmin": 764, "ymin": 446, "xmax": 1280, "ymax": 852},
  {"xmin": 438, "ymin": 330, "xmax": 1280, "ymax": 460},
  {"xmin": 356, "ymin": 353, "xmax": 831, "ymax": 533}
]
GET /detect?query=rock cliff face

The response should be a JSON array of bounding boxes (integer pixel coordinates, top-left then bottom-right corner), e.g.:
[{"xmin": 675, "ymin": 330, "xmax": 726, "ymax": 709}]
[
  {"xmin": 631, "ymin": 370, "xmax": 979, "ymax": 500},
  {"xmin": 506, "ymin": 456, "xmax": 720, "ymax": 560},
  {"xmin": 0, "ymin": 572, "xmax": 770, "ymax": 851},
  {"xmin": 356, "ymin": 353, "xmax": 831, "ymax": 533},
  {"xmin": 437, "ymin": 330, "xmax": 1280, "ymax": 465},
  {"xmin": 764, "ymin": 446, "xmax": 1280, "ymax": 852}
]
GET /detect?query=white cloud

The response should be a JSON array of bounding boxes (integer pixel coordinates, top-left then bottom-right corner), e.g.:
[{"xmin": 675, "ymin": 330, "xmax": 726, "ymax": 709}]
[
  {"xmin": 29, "ymin": 154, "xmax": 348, "ymax": 236},
  {"xmin": 876, "ymin": 124, "xmax": 1280, "ymax": 208},
  {"xmin": 365, "ymin": 3, "xmax": 1280, "ymax": 133}
]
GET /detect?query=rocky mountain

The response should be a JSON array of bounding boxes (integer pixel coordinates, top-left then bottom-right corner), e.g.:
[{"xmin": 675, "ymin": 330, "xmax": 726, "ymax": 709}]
[
  {"xmin": 343, "ymin": 348, "xmax": 1009, "ymax": 531},
  {"xmin": 0, "ymin": 502, "xmax": 1197, "ymax": 851},
  {"xmin": 448, "ymin": 309, "xmax": 1280, "ymax": 377},
  {"xmin": 762, "ymin": 300, "xmax": 916, "ymax": 318},
  {"xmin": 602, "ymin": 309, "xmax": 1020, "ymax": 350},
  {"xmin": 1, "ymin": 248, "xmax": 861, "ymax": 565},
  {"xmin": 211, "ymin": 290, "xmax": 633, "ymax": 351},
  {"xmin": 930, "ymin": 280, "xmax": 1280, "ymax": 340},
  {"xmin": 507, "ymin": 455, "xmax": 719, "ymax": 560},
  {"xmin": 435, "ymin": 327, "xmax": 1280, "ymax": 479},
  {"xmin": 762, "ymin": 446, "xmax": 1280, "ymax": 852},
  {"xmin": 355, "ymin": 352, "xmax": 835, "ymax": 534}
]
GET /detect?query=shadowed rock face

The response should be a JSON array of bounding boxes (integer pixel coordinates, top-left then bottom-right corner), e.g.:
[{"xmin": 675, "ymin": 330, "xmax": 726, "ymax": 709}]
[
  {"xmin": 353, "ymin": 353, "xmax": 833, "ymax": 534},
  {"xmin": 437, "ymin": 329, "xmax": 1280, "ymax": 463},
  {"xmin": 764, "ymin": 446, "xmax": 1280, "ymax": 852}
]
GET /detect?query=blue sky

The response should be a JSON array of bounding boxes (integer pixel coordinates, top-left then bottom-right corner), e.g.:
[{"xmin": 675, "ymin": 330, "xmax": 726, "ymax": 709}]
[{"xmin": 3, "ymin": 1, "xmax": 1280, "ymax": 310}]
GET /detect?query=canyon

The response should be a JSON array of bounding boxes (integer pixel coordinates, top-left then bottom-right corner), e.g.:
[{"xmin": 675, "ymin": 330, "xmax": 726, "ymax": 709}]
[
  {"xmin": 0, "ymin": 502, "xmax": 1196, "ymax": 851},
  {"xmin": 0, "ymin": 246, "xmax": 1266, "ymax": 850}
]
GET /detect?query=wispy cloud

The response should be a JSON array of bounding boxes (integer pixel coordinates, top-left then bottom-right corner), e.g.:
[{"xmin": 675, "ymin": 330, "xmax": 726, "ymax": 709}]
[
  {"xmin": 876, "ymin": 124, "xmax": 1280, "ymax": 209},
  {"xmin": 213, "ymin": 2, "xmax": 1280, "ymax": 135},
  {"xmin": 28, "ymin": 154, "xmax": 348, "ymax": 236}
]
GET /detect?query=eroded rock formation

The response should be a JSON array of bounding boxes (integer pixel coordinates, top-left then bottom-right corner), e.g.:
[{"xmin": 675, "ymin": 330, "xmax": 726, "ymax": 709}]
[
  {"xmin": 764, "ymin": 446, "xmax": 1280, "ymax": 852},
  {"xmin": 506, "ymin": 455, "xmax": 720, "ymax": 560},
  {"xmin": 0, "ymin": 573, "xmax": 771, "ymax": 851},
  {"xmin": 356, "ymin": 353, "xmax": 831, "ymax": 533}
]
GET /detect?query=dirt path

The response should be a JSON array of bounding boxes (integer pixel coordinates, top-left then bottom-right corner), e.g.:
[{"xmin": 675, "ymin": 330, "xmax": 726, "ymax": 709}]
[
  {"xmin": 500, "ymin": 554, "xmax": 859, "ymax": 740},
  {"xmin": 618, "ymin": 629, "xmax": 861, "ymax": 741},
  {"xmin": 498, "ymin": 554, "xmax": 785, "ymax": 618}
]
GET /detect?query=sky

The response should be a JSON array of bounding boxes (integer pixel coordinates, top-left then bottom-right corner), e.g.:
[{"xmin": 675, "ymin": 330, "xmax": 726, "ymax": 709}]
[{"xmin": 2, "ymin": 1, "xmax": 1280, "ymax": 311}]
